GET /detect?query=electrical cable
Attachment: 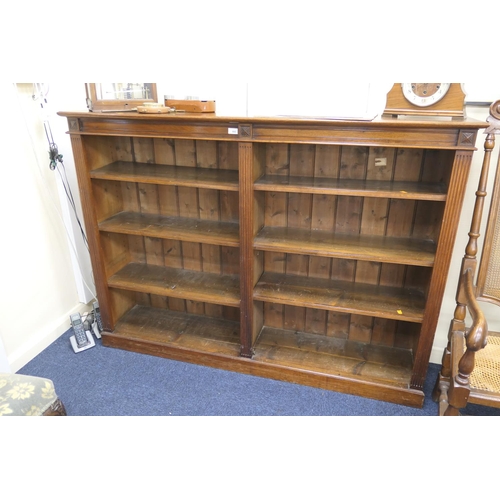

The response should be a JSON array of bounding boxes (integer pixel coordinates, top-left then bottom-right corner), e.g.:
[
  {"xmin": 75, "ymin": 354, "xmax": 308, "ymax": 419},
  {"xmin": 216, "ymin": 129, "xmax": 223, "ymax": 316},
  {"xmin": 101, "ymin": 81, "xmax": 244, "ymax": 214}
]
[
  {"xmin": 55, "ymin": 162, "xmax": 90, "ymax": 251},
  {"xmin": 32, "ymin": 83, "xmax": 90, "ymax": 251},
  {"xmin": 19, "ymin": 83, "xmax": 97, "ymax": 301}
]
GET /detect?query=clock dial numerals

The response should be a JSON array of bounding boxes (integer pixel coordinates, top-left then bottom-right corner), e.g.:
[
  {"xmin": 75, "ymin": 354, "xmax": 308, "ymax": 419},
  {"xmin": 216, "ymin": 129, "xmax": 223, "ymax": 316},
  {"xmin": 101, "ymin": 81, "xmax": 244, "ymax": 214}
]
[{"xmin": 401, "ymin": 83, "xmax": 451, "ymax": 107}]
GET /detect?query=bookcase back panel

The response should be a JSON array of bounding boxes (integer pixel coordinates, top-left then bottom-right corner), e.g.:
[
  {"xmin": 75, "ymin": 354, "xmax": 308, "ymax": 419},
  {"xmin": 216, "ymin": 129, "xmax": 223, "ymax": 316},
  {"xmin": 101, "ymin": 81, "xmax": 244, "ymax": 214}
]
[
  {"xmin": 260, "ymin": 301, "xmax": 420, "ymax": 346},
  {"xmin": 100, "ymin": 232, "xmax": 240, "ymax": 277},
  {"xmin": 262, "ymin": 192, "xmax": 444, "ymax": 240},
  {"xmin": 83, "ymin": 135, "xmax": 239, "ymax": 170},
  {"xmin": 261, "ymin": 253, "xmax": 431, "ymax": 289},
  {"xmin": 135, "ymin": 292, "xmax": 241, "ymax": 322},
  {"xmin": 260, "ymin": 144, "xmax": 454, "ymax": 185}
]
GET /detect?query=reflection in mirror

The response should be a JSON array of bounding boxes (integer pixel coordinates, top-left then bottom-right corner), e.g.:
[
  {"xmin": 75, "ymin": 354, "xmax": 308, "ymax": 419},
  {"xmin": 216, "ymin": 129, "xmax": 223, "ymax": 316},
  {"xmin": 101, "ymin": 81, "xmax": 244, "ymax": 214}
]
[
  {"xmin": 85, "ymin": 83, "xmax": 158, "ymax": 112},
  {"xmin": 95, "ymin": 83, "xmax": 155, "ymax": 101}
]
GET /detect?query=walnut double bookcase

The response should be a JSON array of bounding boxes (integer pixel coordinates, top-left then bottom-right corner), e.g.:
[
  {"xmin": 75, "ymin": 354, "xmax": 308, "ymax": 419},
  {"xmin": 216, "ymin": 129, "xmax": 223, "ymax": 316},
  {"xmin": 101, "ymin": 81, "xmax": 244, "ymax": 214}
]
[{"xmin": 59, "ymin": 110, "xmax": 486, "ymax": 407}]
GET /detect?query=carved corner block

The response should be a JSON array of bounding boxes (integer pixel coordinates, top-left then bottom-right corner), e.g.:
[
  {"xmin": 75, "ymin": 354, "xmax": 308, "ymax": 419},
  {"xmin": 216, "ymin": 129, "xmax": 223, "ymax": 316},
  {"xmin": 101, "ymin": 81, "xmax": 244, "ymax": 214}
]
[
  {"xmin": 239, "ymin": 124, "xmax": 253, "ymax": 139},
  {"xmin": 458, "ymin": 130, "xmax": 476, "ymax": 147},
  {"xmin": 68, "ymin": 118, "xmax": 80, "ymax": 132}
]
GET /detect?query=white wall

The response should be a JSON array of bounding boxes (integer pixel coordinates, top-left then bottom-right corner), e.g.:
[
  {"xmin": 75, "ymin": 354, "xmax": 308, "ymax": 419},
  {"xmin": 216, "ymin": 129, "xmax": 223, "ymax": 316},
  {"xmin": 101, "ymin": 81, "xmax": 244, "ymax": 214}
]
[
  {"xmin": 0, "ymin": 84, "xmax": 91, "ymax": 372},
  {"xmin": 43, "ymin": 83, "xmax": 95, "ymax": 304},
  {"xmin": 4, "ymin": 82, "xmax": 498, "ymax": 374},
  {"xmin": 0, "ymin": 335, "xmax": 10, "ymax": 373}
]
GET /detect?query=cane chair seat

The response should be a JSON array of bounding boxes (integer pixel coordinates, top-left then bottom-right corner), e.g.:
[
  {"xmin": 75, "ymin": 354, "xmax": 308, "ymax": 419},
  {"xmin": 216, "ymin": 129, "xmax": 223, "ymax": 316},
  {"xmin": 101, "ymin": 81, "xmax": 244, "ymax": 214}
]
[{"xmin": 469, "ymin": 332, "xmax": 500, "ymax": 394}]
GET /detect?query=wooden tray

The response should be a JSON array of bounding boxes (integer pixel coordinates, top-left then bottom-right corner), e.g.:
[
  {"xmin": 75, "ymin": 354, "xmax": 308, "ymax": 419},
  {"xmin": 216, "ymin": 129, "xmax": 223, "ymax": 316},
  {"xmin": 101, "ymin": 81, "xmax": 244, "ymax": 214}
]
[{"xmin": 137, "ymin": 105, "xmax": 174, "ymax": 114}]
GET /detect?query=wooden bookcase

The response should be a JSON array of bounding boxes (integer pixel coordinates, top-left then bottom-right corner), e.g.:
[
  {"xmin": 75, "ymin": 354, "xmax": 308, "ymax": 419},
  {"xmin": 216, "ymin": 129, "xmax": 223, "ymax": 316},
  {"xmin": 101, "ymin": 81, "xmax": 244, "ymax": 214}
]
[{"xmin": 59, "ymin": 111, "xmax": 487, "ymax": 407}]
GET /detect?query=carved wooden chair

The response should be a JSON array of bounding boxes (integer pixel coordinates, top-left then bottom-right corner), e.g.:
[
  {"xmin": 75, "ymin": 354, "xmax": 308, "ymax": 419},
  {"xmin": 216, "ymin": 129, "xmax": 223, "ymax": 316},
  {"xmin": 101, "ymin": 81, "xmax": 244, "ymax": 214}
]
[{"xmin": 433, "ymin": 100, "xmax": 500, "ymax": 415}]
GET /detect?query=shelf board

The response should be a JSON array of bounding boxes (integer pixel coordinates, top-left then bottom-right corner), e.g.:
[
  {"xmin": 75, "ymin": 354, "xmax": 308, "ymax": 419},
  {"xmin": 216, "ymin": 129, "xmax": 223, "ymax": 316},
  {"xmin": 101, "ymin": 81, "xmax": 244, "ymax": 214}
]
[
  {"xmin": 255, "ymin": 175, "xmax": 447, "ymax": 201},
  {"xmin": 107, "ymin": 305, "xmax": 241, "ymax": 357},
  {"xmin": 253, "ymin": 326, "xmax": 414, "ymax": 386},
  {"xmin": 253, "ymin": 271, "xmax": 425, "ymax": 323},
  {"xmin": 99, "ymin": 211, "xmax": 239, "ymax": 247},
  {"xmin": 102, "ymin": 305, "xmax": 423, "ymax": 406},
  {"xmin": 108, "ymin": 263, "xmax": 240, "ymax": 307},
  {"xmin": 254, "ymin": 226, "xmax": 436, "ymax": 267},
  {"xmin": 90, "ymin": 161, "xmax": 239, "ymax": 191}
]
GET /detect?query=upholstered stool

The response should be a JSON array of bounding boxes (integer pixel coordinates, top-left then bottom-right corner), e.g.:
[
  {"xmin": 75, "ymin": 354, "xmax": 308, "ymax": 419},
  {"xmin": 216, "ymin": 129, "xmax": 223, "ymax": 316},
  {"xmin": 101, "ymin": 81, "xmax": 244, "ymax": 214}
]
[{"xmin": 0, "ymin": 373, "xmax": 66, "ymax": 416}]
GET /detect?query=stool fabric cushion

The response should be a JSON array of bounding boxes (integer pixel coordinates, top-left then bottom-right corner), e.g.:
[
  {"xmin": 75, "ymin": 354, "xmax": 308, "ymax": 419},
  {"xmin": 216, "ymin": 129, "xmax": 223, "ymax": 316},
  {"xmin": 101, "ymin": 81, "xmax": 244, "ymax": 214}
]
[{"xmin": 0, "ymin": 373, "xmax": 60, "ymax": 416}]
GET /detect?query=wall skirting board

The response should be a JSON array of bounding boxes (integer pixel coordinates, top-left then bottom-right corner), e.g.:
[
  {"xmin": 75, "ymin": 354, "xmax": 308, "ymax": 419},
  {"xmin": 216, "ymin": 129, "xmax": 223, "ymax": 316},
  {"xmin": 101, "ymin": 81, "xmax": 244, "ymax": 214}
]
[{"xmin": 9, "ymin": 302, "xmax": 91, "ymax": 373}]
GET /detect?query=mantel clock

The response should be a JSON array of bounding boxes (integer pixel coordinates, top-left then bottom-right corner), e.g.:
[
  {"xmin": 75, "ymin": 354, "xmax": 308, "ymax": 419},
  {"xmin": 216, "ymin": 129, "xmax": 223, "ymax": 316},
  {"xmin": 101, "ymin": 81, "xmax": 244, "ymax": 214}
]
[{"xmin": 383, "ymin": 83, "xmax": 466, "ymax": 118}]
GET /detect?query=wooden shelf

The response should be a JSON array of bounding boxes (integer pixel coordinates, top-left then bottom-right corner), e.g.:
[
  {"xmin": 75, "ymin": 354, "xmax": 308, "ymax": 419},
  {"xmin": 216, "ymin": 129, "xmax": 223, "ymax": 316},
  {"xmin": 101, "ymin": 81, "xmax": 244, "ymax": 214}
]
[
  {"xmin": 109, "ymin": 305, "xmax": 413, "ymax": 387},
  {"xmin": 90, "ymin": 161, "xmax": 239, "ymax": 191},
  {"xmin": 107, "ymin": 305, "xmax": 241, "ymax": 357},
  {"xmin": 104, "ymin": 306, "xmax": 418, "ymax": 403},
  {"xmin": 254, "ymin": 227, "xmax": 437, "ymax": 267},
  {"xmin": 255, "ymin": 175, "xmax": 448, "ymax": 201},
  {"xmin": 253, "ymin": 326, "xmax": 414, "ymax": 386},
  {"xmin": 108, "ymin": 263, "xmax": 240, "ymax": 307},
  {"xmin": 99, "ymin": 211, "xmax": 240, "ymax": 247},
  {"xmin": 253, "ymin": 272, "xmax": 426, "ymax": 323}
]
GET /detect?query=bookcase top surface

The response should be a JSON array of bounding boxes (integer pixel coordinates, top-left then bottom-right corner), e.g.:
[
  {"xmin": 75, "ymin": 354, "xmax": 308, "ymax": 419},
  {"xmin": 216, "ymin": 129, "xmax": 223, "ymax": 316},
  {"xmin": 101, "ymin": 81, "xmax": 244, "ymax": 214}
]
[{"xmin": 58, "ymin": 110, "xmax": 488, "ymax": 130}]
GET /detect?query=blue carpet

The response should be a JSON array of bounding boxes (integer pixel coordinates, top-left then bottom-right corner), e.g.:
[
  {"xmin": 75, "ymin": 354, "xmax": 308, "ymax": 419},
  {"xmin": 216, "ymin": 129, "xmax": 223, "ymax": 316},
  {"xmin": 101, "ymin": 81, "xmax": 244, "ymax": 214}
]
[{"xmin": 16, "ymin": 328, "xmax": 500, "ymax": 416}]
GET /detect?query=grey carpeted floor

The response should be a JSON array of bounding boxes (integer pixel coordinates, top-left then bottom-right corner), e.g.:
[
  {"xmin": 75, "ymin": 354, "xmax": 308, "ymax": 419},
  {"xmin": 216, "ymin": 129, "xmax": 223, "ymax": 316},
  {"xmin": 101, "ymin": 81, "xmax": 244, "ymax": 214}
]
[{"xmin": 17, "ymin": 327, "xmax": 500, "ymax": 416}]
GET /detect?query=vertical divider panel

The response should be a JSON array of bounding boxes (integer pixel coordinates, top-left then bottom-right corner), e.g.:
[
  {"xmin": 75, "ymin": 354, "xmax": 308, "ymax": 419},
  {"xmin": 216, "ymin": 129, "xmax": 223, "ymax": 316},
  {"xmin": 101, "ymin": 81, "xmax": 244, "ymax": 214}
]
[
  {"xmin": 239, "ymin": 142, "xmax": 254, "ymax": 356},
  {"xmin": 253, "ymin": 145, "xmax": 266, "ymax": 346},
  {"xmin": 239, "ymin": 142, "xmax": 265, "ymax": 357}
]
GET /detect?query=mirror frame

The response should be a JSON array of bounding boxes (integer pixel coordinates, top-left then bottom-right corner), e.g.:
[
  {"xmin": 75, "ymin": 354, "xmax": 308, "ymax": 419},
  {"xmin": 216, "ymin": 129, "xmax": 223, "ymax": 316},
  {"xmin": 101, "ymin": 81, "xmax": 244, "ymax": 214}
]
[{"xmin": 85, "ymin": 83, "xmax": 158, "ymax": 112}]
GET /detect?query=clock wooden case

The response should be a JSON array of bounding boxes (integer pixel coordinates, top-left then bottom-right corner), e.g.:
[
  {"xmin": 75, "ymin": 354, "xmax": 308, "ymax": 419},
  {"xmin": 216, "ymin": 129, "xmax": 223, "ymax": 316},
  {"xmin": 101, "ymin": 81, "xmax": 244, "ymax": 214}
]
[
  {"xmin": 384, "ymin": 83, "xmax": 466, "ymax": 118},
  {"xmin": 59, "ymin": 109, "xmax": 486, "ymax": 408}
]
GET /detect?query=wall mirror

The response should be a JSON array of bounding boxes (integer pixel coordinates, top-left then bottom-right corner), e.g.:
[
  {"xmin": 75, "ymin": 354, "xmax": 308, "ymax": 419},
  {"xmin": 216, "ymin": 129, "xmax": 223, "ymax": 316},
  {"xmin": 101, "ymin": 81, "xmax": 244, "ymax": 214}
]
[{"xmin": 85, "ymin": 83, "xmax": 158, "ymax": 111}]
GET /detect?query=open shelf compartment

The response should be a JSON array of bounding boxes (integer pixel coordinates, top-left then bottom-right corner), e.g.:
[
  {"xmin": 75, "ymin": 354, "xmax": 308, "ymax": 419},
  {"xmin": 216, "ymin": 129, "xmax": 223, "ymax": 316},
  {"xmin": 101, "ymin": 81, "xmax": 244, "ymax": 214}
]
[
  {"xmin": 252, "ymin": 325, "xmax": 414, "ymax": 387},
  {"xmin": 106, "ymin": 305, "xmax": 242, "ymax": 358}
]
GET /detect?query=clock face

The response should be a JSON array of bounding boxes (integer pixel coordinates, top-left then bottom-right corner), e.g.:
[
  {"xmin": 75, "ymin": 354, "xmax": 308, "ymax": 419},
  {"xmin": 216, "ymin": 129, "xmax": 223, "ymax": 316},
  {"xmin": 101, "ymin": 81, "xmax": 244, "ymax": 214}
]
[{"xmin": 401, "ymin": 83, "xmax": 451, "ymax": 107}]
